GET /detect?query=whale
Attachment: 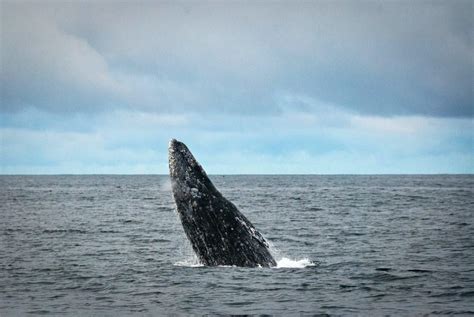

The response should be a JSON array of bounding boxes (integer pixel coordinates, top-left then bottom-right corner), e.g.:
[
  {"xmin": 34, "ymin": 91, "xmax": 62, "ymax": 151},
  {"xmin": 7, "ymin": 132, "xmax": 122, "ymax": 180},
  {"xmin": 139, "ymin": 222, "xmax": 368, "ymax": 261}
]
[{"xmin": 168, "ymin": 139, "xmax": 276, "ymax": 267}]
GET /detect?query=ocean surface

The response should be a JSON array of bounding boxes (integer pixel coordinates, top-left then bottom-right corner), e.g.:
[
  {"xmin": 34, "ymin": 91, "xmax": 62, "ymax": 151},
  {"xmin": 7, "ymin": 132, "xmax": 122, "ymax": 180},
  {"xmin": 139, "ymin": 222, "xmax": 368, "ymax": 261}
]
[{"xmin": 1, "ymin": 175, "xmax": 473, "ymax": 315}]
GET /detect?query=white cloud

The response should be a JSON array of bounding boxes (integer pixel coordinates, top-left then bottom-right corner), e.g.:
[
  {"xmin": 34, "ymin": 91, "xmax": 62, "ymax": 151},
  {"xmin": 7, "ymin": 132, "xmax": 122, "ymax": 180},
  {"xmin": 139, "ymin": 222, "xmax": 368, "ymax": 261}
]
[
  {"xmin": 2, "ymin": 105, "xmax": 472, "ymax": 174},
  {"xmin": 1, "ymin": 4, "xmax": 125, "ymax": 112},
  {"xmin": 350, "ymin": 116, "xmax": 423, "ymax": 134}
]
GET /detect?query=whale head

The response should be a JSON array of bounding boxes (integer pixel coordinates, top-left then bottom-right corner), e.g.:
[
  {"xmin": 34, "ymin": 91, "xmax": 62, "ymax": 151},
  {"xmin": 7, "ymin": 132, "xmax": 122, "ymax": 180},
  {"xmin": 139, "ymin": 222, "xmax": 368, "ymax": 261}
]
[{"xmin": 168, "ymin": 139, "xmax": 218, "ymax": 204}]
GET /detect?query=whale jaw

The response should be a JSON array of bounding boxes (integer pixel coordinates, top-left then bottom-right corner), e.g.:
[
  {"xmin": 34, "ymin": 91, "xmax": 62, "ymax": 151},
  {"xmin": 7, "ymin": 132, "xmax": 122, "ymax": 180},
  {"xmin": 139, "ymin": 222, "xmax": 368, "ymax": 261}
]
[{"xmin": 168, "ymin": 139, "xmax": 276, "ymax": 267}]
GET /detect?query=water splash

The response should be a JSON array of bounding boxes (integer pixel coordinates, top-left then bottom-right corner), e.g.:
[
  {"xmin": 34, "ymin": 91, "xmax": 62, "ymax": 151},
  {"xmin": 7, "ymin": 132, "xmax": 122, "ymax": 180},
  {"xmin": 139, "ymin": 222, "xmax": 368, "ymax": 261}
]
[
  {"xmin": 173, "ymin": 237, "xmax": 315, "ymax": 268},
  {"xmin": 275, "ymin": 257, "xmax": 315, "ymax": 268},
  {"xmin": 160, "ymin": 178, "xmax": 172, "ymax": 192},
  {"xmin": 268, "ymin": 240, "xmax": 316, "ymax": 268},
  {"xmin": 174, "ymin": 257, "xmax": 203, "ymax": 267},
  {"xmin": 174, "ymin": 256, "xmax": 315, "ymax": 268}
]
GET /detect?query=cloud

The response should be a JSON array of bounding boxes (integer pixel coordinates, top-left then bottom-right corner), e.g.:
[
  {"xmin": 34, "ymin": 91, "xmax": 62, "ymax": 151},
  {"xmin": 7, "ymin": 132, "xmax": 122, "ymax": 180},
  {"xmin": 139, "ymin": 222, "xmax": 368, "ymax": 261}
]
[
  {"xmin": 1, "ymin": 1, "xmax": 472, "ymax": 117},
  {"xmin": 1, "ymin": 4, "xmax": 127, "ymax": 113},
  {"xmin": 1, "ymin": 101, "xmax": 472, "ymax": 174}
]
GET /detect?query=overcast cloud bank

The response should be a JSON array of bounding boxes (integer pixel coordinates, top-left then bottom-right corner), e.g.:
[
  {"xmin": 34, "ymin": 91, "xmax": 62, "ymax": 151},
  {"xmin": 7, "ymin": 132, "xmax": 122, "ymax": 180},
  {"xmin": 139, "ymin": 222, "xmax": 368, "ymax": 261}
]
[{"xmin": 1, "ymin": 1, "xmax": 472, "ymax": 174}]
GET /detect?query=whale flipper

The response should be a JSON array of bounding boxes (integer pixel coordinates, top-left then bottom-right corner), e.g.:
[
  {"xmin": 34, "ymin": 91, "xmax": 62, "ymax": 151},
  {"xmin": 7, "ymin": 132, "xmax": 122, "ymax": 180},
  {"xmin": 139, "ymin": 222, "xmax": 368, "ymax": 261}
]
[{"xmin": 168, "ymin": 139, "xmax": 276, "ymax": 267}]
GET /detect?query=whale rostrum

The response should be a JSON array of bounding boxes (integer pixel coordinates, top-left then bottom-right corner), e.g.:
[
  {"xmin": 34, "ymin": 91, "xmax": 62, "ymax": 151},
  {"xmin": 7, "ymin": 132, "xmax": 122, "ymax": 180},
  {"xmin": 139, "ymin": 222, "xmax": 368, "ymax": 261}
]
[{"xmin": 168, "ymin": 139, "xmax": 276, "ymax": 267}]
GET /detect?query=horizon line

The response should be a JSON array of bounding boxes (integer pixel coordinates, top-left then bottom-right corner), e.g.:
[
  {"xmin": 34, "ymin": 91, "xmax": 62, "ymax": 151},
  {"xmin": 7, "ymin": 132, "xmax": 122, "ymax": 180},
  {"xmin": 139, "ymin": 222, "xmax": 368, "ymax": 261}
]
[{"xmin": 1, "ymin": 173, "xmax": 472, "ymax": 176}]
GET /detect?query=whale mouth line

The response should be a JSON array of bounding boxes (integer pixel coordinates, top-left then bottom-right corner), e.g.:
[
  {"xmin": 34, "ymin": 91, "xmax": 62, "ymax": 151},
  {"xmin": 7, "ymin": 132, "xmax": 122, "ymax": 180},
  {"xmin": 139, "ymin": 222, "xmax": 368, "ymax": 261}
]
[{"xmin": 168, "ymin": 139, "xmax": 277, "ymax": 267}]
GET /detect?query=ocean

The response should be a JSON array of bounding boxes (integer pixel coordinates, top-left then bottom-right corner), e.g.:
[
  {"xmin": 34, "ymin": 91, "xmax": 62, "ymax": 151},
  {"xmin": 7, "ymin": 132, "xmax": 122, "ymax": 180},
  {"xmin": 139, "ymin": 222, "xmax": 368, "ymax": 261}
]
[{"xmin": 1, "ymin": 175, "xmax": 473, "ymax": 315}]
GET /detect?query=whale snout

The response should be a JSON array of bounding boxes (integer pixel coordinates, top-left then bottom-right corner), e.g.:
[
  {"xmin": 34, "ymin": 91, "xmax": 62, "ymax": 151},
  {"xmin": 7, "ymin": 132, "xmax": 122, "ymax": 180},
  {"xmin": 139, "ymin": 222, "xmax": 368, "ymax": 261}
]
[
  {"xmin": 168, "ymin": 138, "xmax": 182, "ymax": 152},
  {"xmin": 168, "ymin": 139, "xmax": 187, "ymax": 161},
  {"xmin": 169, "ymin": 138, "xmax": 177, "ymax": 146},
  {"xmin": 168, "ymin": 138, "xmax": 196, "ymax": 180},
  {"xmin": 168, "ymin": 138, "xmax": 214, "ymax": 196}
]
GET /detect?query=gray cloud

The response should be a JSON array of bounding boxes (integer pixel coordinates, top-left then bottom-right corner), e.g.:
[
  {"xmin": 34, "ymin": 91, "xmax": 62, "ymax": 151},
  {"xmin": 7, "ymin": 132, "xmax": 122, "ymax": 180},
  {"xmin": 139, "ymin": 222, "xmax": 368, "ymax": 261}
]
[{"xmin": 1, "ymin": 1, "xmax": 472, "ymax": 117}]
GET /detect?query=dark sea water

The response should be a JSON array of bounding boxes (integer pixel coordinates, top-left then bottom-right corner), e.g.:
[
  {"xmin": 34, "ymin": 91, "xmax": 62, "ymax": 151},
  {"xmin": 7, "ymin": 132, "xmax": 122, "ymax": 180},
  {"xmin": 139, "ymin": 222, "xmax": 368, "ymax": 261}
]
[{"xmin": 1, "ymin": 175, "xmax": 473, "ymax": 316}]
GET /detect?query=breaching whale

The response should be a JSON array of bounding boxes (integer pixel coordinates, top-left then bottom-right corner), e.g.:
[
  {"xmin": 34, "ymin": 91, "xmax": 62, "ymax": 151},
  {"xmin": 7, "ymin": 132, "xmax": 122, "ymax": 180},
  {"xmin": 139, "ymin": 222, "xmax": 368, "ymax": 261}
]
[{"xmin": 168, "ymin": 139, "xmax": 276, "ymax": 267}]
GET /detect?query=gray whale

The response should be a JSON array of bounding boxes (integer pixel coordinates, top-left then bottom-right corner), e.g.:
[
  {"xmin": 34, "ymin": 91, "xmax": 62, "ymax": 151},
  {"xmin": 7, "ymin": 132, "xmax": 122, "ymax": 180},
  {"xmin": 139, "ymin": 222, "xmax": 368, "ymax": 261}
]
[{"xmin": 168, "ymin": 139, "xmax": 276, "ymax": 267}]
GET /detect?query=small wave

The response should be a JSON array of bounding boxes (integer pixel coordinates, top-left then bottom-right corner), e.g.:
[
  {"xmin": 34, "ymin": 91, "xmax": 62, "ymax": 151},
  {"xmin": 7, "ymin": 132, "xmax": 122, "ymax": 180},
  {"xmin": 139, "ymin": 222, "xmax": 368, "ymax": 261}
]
[
  {"xmin": 275, "ymin": 257, "xmax": 316, "ymax": 268},
  {"xmin": 98, "ymin": 230, "xmax": 120, "ymax": 234},
  {"xmin": 375, "ymin": 267, "xmax": 392, "ymax": 272},
  {"xmin": 407, "ymin": 268, "xmax": 433, "ymax": 273},
  {"xmin": 42, "ymin": 229, "xmax": 88, "ymax": 234},
  {"xmin": 460, "ymin": 291, "xmax": 474, "ymax": 297},
  {"xmin": 119, "ymin": 219, "xmax": 142, "ymax": 224}
]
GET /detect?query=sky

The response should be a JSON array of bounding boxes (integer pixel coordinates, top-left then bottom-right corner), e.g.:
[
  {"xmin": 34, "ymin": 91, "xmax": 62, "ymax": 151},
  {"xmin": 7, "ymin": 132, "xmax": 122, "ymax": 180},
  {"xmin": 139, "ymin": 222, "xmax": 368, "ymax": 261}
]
[{"xmin": 1, "ymin": 1, "xmax": 473, "ymax": 174}]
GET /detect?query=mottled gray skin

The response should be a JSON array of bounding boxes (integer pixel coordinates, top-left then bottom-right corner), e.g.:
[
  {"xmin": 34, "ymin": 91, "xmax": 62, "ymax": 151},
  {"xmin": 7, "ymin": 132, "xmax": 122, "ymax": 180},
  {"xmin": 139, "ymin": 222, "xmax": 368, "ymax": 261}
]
[{"xmin": 168, "ymin": 139, "xmax": 276, "ymax": 267}]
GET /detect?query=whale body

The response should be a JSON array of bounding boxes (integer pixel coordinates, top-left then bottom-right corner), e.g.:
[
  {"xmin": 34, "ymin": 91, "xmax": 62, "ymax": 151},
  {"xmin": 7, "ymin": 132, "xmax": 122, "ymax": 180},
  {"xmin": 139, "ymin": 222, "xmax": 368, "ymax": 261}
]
[{"xmin": 168, "ymin": 139, "xmax": 276, "ymax": 267}]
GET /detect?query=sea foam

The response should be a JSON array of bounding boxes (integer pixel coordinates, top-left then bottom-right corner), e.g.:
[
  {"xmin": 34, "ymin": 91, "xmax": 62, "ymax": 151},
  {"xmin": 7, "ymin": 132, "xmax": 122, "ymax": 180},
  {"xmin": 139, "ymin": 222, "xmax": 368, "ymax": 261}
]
[
  {"xmin": 174, "ymin": 257, "xmax": 315, "ymax": 268},
  {"xmin": 275, "ymin": 257, "xmax": 315, "ymax": 268}
]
